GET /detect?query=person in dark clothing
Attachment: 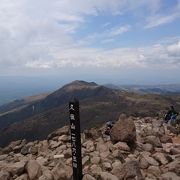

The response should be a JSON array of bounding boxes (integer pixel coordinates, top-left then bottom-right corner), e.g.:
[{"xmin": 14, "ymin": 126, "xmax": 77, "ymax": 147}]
[
  {"xmin": 164, "ymin": 106, "xmax": 179, "ymax": 124},
  {"xmin": 104, "ymin": 121, "xmax": 113, "ymax": 135}
]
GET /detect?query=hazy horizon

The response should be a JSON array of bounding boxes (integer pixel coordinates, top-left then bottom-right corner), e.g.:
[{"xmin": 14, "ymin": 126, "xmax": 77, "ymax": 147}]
[{"xmin": 0, "ymin": 75, "xmax": 180, "ymax": 106}]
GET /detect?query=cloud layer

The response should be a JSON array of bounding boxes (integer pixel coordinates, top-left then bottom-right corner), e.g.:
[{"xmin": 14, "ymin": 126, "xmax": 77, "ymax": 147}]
[{"xmin": 0, "ymin": 0, "xmax": 180, "ymax": 74}]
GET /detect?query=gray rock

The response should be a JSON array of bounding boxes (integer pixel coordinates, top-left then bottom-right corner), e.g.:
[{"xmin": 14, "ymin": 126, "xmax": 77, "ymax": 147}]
[
  {"xmin": 164, "ymin": 158, "xmax": 180, "ymax": 176},
  {"xmin": 82, "ymin": 156, "xmax": 90, "ymax": 166},
  {"xmin": 21, "ymin": 146, "xmax": 29, "ymax": 155},
  {"xmin": 160, "ymin": 135, "xmax": 172, "ymax": 143},
  {"xmin": 142, "ymin": 143, "xmax": 153, "ymax": 152},
  {"xmin": 14, "ymin": 174, "xmax": 28, "ymax": 180},
  {"xmin": 167, "ymin": 125, "xmax": 179, "ymax": 134},
  {"xmin": 110, "ymin": 116, "xmax": 136, "ymax": 149},
  {"xmin": 58, "ymin": 135, "xmax": 70, "ymax": 142},
  {"xmin": 140, "ymin": 157, "xmax": 149, "ymax": 169},
  {"xmin": 143, "ymin": 155, "xmax": 159, "ymax": 166},
  {"xmin": 47, "ymin": 126, "xmax": 69, "ymax": 140},
  {"xmin": 26, "ymin": 160, "xmax": 42, "ymax": 180},
  {"xmin": 99, "ymin": 172, "xmax": 118, "ymax": 180},
  {"xmin": 0, "ymin": 170, "xmax": 10, "ymax": 180},
  {"xmin": 170, "ymin": 147, "xmax": 180, "ymax": 155},
  {"xmin": 161, "ymin": 172, "xmax": 180, "ymax": 180},
  {"xmin": 38, "ymin": 169, "xmax": 53, "ymax": 180},
  {"xmin": 52, "ymin": 160, "xmax": 72, "ymax": 180},
  {"xmin": 90, "ymin": 157, "xmax": 100, "ymax": 164},
  {"xmin": 148, "ymin": 166, "xmax": 161, "ymax": 177},
  {"xmin": 29, "ymin": 146, "xmax": 38, "ymax": 155},
  {"xmin": 84, "ymin": 128, "xmax": 101, "ymax": 140},
  {"xmin": 83, "ymin": 174, "xmax": 96, "ymax": 180},
  {"xmin": 0, "ymin": 154, "xmax": 8, "ymax": 161},
  {"xmin": 115, "ymin": 160, "xmax": 143, "ymax": 180},
  {"xmin": 49, "ymin": 141, "xmax": 61, "ymax": 149},
  {"xmin": 113, "ymin": 142, "xmax": 130, "ymax": 151},
  {"xmin": 152, "ymin": 152, "xmax": 169, "ymax": 165},
  {"xmin": 90, "ymin": 165, "xmax": 102, "ymax": 176},
  {"xmin": 144, "ymin": 136, "xmax": 162, "ymax": 148},
  {"xmin": 102, "ymin": 162, "xmax": 112, "ymax": 171}
]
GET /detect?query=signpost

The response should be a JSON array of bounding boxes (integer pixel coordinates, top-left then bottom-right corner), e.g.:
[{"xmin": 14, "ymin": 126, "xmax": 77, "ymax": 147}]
[{"xmin": 69, "ymin": 99, "xmax": 83, "ymax": 180}]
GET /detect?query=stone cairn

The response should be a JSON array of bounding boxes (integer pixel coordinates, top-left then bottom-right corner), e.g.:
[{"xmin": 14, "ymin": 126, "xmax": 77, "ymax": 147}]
[{"xmin": 0, "ymin": 115, "xmax": 180, "ymax": 180}]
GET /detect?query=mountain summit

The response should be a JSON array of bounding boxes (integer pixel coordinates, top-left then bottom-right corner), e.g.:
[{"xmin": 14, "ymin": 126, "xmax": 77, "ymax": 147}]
[{"xmin": 61, "ymin": 80, "xmax": 98, "ymax": 92}]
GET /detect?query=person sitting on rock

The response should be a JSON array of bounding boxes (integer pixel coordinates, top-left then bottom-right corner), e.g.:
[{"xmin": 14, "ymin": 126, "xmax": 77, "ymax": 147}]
[
  {"xmin": 104, "ymin": 121, "xmax": 113, "ymax": 135},
  {"xmin": 164, "ymin": 106, "xmax": 179, "ymax": 125}
]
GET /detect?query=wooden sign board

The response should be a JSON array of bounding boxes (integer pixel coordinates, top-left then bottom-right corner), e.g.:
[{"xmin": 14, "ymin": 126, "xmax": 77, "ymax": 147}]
[{"xmin": 69, "ymin": 99, "xmax": 83, "ymax": 180}]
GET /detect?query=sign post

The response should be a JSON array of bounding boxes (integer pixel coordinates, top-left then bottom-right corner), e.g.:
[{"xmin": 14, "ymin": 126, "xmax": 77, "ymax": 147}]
[{"xmin": 69, "ymin": 99, "xmax": 83, "ymax": 180}]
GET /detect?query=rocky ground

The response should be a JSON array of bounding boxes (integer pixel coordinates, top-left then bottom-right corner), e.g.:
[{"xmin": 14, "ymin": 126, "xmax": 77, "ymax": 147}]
[{"xmin": 0, "ymin": 115, "xmax": 180, "ymax": 180}]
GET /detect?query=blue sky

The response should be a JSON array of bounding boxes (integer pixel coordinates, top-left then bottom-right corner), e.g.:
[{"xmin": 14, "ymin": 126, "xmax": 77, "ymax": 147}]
[{"xmin": 0, "ymin": 0, "xmax": 180, "ymax": 84}]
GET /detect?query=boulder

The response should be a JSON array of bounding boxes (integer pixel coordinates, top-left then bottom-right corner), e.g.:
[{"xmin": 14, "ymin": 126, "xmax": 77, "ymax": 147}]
[
  {"xmin": 0, "ymin": 170, "xmax": 10, "ymax": 180},
  {"xmin": 147, "ymin": 166, "xmax": 161, "ymax": 177},
  {"xmin": 164, "ymin": 158, "xmax": 180, "ymax": 175},
  {"xmin": 90, "ymin": 165, "xmax": 102, "ymax": 176},
  {"xmin": 47, "ymin": 126, "xmax": 69, "ymax": 140},
  {"xmin": 0, "ymin": 154, "xmax": 8, "ymax": 161},
  {"xmin": 161, "ymin": 172, "xmax": 180, "ymax": 180},
  {"xmin": 25, "ymin": 160, "xmax": 42, "ymax": 180},
  {"xmin": 90, "ymin": 157, "xmax": 100, "ymax": 164},
  {"xmin": 113, "ymin": 142, "xmax": 130, "ymax": 151},
  {"xmin": 142, "ymin": 143, "xmax": 153, "ymax": 152},
  {"xmin": 110, "ymin": 116, "xmax": 136, "ymax": 149},
  {"xmin": 38, "ymin": 140, "xmax": 49, "ymax": 153},
  {"xmin": 111, "ymin": 161, "xmax": 123, "ymax": 176},
  {"xmin": 38, "ymin": 169, "xmax": 53, "ymax": 180},
  {"xmin": 15, "ymin": 174, "xmax": 28, "ymax": 180},
  {"xmin": 52, "ymin": 160, "xmax": 72, "ymax": 180},
  {"xmin": 83, "ymin": 174, "xmax": 96, "ymax": 180},
  {"xmin": 142, "ymin": 154, "xmax": 159, "ymax": 166},
  {"xmin": 49, "ymin": 141, "xmax": 61, "ymax": 149},
  {"xmin": 144, "ymin": 136, "xmax": 162, "ymax": 147},
  {"xmin": 84, "ymin": 128, "xmax": 101, "ymax": 140},
  {"xmin": 160, "ymin": 135, "xmax": 173, "ymax": 143},
  {"xmin": 6, "ymin": 161, "xmax": 26, "ymax": 176},
  {"xmin": 167, "ymin": 125, "xmax": 179, "ymax": 134},
  {"xmin": 139, "ymin": 157, "xmax": 149, "ymax": 169},
  {"xmin": 114, "ymin": 160, "xmax": 143, "ymax": 180},
  {"xmin": 82, "ymin": 156, "xmax": 90, "ymax": 166},
  {"xmin": 21, "ymin": 146, "xmax": 29, "ymax": 155},
  {"xmin": 99, "ymin": 172, "xmax": 118, "ymax": 180},
  {"xmin": 102, "ymin": 162, "xmax": 112, "ymax": 171},
  {"xmin": 152, "ymin": 152, "xmax": 169, "ymax": 165},
  {"xmin": 29, "ymin": 146, "xmax": 38, "ymax": 155},
  {"xmin": 170, "ymin": 147, "xmax": 180, "ymax": 155},
  {"xmin": 58, "ymin": 135, "xmax": 70, "ymax": 142}
]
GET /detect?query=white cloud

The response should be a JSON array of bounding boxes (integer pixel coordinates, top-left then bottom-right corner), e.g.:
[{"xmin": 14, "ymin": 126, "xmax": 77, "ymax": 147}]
[
  {"xmin": 76, "ymin": 24, "xmax": 131, "ymax": 46},
  {"xmin": 145, "ymin": 0, "xmax": 180, "ymax": 28},
  {"xmin": 167, "ymin": 41, "xmax": 180, "ymax": 56},
  {"xmin": 0, "ymin": 0, "xmax": 179, "ymax": 74},
  {"xmin": 109, "ymin": 25, "xmax": 131, "ymax": 37},
  {"xmin": 145, "ymin": 13, "xmax": 180, "ymax": 29},
  {"xmin": 23, "ymin": 39, "xmax": 180, "ymax": 70}
]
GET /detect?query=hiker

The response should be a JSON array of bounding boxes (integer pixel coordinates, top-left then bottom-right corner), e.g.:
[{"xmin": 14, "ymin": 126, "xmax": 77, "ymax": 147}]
[
  {"xmin": 164, "ymin": 106, "xmax": 179, "ymax": 125},
  {"xmin": 104, "ymin": 121, "xmax": 113, "ymax": 135}
]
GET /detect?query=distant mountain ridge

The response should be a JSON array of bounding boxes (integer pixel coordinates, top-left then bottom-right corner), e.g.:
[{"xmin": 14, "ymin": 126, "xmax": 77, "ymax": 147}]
[
  {"xmin": 0, "ymin": 80, "xmax": 180, "ymax": 147},
  {"xmin": 105, "ymin": 83, "xmax": 180, "ymax": 94},
  {"xmin": 0, "ymin": 80, "xmax": 117, "ymax": 146}
]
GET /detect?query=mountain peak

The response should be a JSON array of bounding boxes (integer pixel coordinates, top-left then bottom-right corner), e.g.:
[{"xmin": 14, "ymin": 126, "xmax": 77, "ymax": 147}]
[{"xmin": 62, "ymin": 80, "xmax": 98, "ymax": 92}]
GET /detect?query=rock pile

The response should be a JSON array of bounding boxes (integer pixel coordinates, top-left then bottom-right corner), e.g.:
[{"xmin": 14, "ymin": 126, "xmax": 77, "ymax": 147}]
[{"xmin": 0, "ymin": 116, "xmax": 180, "ymax": 180}]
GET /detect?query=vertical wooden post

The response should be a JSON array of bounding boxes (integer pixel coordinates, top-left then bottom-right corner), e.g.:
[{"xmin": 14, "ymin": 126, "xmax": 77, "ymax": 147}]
[{"xmin": 69, "ymin": 99, "xmax": 83, "ymax": 180}]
